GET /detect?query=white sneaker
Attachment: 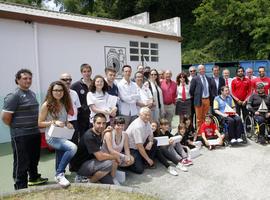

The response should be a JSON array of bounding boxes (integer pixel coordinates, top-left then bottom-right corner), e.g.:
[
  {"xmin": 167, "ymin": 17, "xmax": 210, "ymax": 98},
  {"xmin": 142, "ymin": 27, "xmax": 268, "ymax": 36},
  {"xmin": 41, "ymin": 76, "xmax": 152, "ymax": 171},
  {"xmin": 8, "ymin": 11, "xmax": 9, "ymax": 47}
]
[
  {"xmin": 230, "ymin": 139, "xmax": 237, "ymax": 143},
  {"xmin": 176, "ymin": 163, "xmax": 188, "ymax": 172},
  {"xmin": 167, "ymin": 166, "xmax": 178, "ymax": 176},
  {"xmin": 55, "ymin": 173, "xmax": 70, "ymax": 187},
  {"xmin": 113, "ymin": 177, "xmax": 121, "ymax": 185},
  {"xmin": 237, "ymin": 138, "xmax": 243, "ymax": 143}
]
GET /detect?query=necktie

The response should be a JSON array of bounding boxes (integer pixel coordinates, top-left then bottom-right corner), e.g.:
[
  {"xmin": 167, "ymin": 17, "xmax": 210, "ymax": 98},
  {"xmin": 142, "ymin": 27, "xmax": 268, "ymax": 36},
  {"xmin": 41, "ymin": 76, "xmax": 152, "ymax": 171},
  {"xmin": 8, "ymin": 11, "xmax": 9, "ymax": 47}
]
[
  {"xmin": 202, "ymin": 76, "xmax": 208, "ymax": 96},
  {"xmin": 182, "ymin": 83, "xmax": 186, "ymax": 101},
  {"xmin": 225, "ymin": 79, "xmax": 228, "ymax": 86}
]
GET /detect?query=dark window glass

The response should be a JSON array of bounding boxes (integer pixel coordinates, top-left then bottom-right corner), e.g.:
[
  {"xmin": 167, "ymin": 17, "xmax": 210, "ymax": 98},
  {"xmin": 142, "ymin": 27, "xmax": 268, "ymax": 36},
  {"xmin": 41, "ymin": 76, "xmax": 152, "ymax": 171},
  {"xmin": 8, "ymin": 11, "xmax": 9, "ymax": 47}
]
[
  {"xmin": 141, "ymin": 56, "xmax": 149, "ymax": 61},
  {"xmin": 130, "ymin": 55, "xmax": 139, "ymax": 61},
  {"xmin": 130, "ymin": 48, "xmax": 139, "ymax": 54},
  {"xmin": 140, "ymin": 42, "xmax": 149, "ymax": 48},
  {"xmin": 141, "ymin": 49, "xmax": 149, "ymax": 55},
  {"xmin": 151, "ymin": 50, "xmax": 158, "ymax": 55},
  {"xmin": 151, "ymin": 57, "xmax": 158, "ymax": 62},
  {"xmin": 151, "ymin": 43, "xmax": 158, "ymax": 49},
  {"xmin": 130, "ymin": 41, "xmax": 138, "ymax": 47}
]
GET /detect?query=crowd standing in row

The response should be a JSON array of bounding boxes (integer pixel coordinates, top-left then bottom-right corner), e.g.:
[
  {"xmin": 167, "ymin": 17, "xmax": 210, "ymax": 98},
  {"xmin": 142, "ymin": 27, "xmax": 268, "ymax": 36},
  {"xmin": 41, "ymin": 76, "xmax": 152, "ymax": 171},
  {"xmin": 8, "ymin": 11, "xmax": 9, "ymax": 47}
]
[{"xmin": 2, "ymin": 63, "xmax": 270, "ymax": 190}]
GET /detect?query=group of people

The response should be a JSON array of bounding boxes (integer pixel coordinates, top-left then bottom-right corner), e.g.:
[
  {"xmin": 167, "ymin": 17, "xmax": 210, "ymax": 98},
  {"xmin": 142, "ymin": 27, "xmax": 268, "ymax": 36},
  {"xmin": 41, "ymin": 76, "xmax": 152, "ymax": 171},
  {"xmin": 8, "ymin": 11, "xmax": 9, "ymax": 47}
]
[{"xmin": 2, "ymin": 63, "xmax": 270, "ymax": 190}]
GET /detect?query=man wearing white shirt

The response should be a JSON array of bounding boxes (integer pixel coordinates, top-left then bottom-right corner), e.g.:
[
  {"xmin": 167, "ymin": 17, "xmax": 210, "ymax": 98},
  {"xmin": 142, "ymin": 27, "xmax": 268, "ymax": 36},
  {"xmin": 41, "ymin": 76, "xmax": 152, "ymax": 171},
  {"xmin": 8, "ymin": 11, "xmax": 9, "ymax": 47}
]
[
  {"xmin": 117, "ymin": 65, "xmax": 140, "ymax": 129},
  {"xmin": 60, "ymin": 73, "xmax": 81, "ymax": 144},
  {"xmin": 222, "ymin": 69, "xmax": 233, "ymax": 92},
  {"xmin": 135, "ymin": 71, "xmax": 153, "ymax": 113}
]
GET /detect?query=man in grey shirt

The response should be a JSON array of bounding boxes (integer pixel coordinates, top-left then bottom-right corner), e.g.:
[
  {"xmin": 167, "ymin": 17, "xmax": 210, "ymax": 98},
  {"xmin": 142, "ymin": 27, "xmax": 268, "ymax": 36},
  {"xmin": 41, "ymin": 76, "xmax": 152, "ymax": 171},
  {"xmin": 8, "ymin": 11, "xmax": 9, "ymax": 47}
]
[
  {"xmin": 2, "ymin": 69, "xmax": 47, "ymax": 190},
  {"xmin": 126, "ymin": 107, "xmax": 157, "ymax": 174}
]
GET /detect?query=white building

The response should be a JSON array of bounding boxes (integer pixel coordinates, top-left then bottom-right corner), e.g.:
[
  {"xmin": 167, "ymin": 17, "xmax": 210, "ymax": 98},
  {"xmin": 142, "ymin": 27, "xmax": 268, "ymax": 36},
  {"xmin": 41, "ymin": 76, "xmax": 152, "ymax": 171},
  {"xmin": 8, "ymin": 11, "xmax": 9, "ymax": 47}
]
[{"xmin": 0, "ymin": 2, "xmax": 182, "ymax": 143}]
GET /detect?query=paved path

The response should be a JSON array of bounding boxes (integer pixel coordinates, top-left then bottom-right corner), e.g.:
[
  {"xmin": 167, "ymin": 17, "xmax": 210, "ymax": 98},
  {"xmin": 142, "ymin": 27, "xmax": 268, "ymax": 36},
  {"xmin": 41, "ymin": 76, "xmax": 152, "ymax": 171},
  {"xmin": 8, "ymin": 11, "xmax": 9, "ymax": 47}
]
[{"xmin": 1, "ymin": 138, "xmax": 270, "ymax": 199}]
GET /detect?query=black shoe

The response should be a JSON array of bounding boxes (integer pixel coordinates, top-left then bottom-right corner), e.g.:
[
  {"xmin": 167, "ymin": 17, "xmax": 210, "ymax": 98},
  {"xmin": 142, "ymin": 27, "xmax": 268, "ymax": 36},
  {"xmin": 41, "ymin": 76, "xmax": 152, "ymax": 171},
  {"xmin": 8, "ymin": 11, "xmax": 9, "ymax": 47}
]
[
  {"xmin": 145, "ymin": 164, "xmax": 156, "ymax": 169},
  {"xmin": 258, "ymin": 136, "xmax": 266, "ymax": 145},
  {"xmin": 28, "ymin": 177, "xmax": 48, "ymax": 186}
]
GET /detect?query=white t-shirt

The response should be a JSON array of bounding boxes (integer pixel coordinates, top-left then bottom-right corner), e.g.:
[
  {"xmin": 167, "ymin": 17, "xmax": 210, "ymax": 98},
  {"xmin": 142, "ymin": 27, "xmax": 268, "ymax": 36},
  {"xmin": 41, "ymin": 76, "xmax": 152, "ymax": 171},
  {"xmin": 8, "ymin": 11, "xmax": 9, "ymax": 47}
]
[
  {"xmin": 68, "ymin": 89, "xmax": 81, "ymax": 121},
  {"xmin": 87, "ymin": 91, "xmax": 111, "ymax": 123}
]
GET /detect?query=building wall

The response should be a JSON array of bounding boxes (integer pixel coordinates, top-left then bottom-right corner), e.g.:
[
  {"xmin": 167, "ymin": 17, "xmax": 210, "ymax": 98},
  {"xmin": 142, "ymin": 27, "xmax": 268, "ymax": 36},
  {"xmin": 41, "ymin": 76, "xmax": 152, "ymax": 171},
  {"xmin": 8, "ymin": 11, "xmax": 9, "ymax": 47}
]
[{"xmin": 0, "ymin": 18, "xmax": 181, "ymax": 143}]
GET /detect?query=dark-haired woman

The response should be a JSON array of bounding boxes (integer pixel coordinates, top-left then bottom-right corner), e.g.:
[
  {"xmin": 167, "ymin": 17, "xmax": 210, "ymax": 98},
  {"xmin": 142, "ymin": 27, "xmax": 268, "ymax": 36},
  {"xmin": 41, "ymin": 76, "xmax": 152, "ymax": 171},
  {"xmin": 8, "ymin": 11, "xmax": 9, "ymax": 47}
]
[
  {"xmin": 87, "ymin": 75, "xmax": 117, "ymax": 127},
  {"xmin": 38, "ymin": 81, "xmax": 77, "ymax": 188},
  {"xmin": 148, "ymin": 69, "xmax": 164, "ymax": 122},
  {"xmin": 175, "ymin": 72, "xmax": 191, "ymax": 123},
  {"xmin": 102, "ymin": 117, "xmax": 134, "ymax": 184}
]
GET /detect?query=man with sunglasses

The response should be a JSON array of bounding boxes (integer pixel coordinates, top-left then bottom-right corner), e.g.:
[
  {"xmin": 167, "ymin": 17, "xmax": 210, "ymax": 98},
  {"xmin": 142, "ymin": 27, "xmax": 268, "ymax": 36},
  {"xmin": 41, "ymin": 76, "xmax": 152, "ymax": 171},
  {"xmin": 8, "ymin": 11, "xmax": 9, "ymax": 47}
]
[
  {"xmin": 60, "ymin": 73, "xmax": 81, "ymax": 145},
  {"xmin": 2, "ymin": 69, "xmax": 48, "ymax": 190},
  {"xmin": 251, "ymin": 66, "xmax": 270, "ymax": 95},
  {"xmin": 188, "ymin": 66, "xmax": 197, "ymax": 82}
]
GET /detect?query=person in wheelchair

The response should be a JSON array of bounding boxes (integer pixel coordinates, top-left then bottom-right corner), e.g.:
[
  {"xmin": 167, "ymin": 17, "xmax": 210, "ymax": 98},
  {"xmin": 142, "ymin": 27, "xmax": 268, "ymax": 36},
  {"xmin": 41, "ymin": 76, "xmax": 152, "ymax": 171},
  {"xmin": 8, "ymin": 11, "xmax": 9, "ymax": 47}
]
[
  {"xmin": 199, "ymin": 114, "xmax": 224, "ymax": 150},
  {"xmin": 247, "ymin": 83, "xmax": 270, "ymax": 144},
  {"xmin": 213, "ymin": 86, "xmax": 245, "ymax": 144}
]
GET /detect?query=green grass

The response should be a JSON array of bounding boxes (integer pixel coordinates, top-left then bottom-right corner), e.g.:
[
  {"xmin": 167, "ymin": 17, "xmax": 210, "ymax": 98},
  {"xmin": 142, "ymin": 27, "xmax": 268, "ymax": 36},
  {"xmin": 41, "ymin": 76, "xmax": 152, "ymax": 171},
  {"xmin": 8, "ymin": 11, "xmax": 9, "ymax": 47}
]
[{"xmin": 3, "ymin": 187, "xmax": 159, "ymax": 200}]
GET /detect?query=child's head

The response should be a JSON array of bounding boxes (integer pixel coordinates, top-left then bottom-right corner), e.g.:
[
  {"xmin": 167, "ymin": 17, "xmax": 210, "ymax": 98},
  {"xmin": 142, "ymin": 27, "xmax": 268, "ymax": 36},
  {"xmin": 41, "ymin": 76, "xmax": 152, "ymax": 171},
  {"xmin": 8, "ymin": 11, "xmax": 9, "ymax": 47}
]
[
  {"xmin": 183, "ymin": 115, "xmax": 191, "ymax": 127},
  {"xmin": 205, "ymin": 114, "xmax": 213, "ymax": 125},
  {"xmin": 151, "ymin": 121, "xmax": 159, "ymax": 132},
  {"xmin": 159, "ymin": 118, "xmax": 170, "ymax": 131},
  {"xmin": 178, "ymin": 123, "xmax": 186, "ymax": 135}
]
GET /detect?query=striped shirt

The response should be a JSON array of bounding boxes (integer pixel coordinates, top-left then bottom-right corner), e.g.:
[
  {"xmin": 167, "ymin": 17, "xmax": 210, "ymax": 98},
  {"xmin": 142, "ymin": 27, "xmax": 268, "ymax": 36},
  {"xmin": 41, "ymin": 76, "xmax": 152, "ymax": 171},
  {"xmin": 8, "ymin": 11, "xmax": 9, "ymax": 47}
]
[{"xmin": 2, "ymin": 88, "xmax": 39, "ymax": 138}]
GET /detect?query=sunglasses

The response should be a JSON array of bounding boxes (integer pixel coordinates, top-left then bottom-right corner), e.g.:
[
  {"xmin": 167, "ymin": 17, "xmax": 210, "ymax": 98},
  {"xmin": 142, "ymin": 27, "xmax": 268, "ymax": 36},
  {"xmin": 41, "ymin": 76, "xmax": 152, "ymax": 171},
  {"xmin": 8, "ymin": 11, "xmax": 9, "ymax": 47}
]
[
  {"xmin": 189, "ymin": 70, "xmax": 196, "ymax": 72},
  {"xmin": 61, "ymin": 78, "xmax": 72, "ymax": 82}
]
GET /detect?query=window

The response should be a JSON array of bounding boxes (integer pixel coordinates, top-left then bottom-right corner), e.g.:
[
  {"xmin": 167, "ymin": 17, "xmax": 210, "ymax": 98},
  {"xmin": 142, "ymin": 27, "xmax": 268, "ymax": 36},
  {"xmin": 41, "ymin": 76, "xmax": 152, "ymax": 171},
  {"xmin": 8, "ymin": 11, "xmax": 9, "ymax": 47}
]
[{"xmin": 129, "ymin": 41, "xmax": 159, "ymax": 62}]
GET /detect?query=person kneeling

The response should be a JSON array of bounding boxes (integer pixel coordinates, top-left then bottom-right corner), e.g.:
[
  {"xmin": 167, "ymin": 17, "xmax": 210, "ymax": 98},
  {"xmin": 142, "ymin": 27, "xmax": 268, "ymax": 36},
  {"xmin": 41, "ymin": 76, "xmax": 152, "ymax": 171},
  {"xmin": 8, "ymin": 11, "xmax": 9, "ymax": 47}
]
[{"xmin": 70, "ymin": 113, "xmax": 120, "ymax": 184}]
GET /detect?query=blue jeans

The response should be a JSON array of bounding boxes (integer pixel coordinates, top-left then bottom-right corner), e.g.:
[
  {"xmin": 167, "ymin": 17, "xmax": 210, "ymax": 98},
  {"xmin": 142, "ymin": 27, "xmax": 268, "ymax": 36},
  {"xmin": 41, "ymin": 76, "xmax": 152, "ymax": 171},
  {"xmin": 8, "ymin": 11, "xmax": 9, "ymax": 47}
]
[{"xmin": 47, "ymin": 137, "xmax": 77, "ymax": 176}]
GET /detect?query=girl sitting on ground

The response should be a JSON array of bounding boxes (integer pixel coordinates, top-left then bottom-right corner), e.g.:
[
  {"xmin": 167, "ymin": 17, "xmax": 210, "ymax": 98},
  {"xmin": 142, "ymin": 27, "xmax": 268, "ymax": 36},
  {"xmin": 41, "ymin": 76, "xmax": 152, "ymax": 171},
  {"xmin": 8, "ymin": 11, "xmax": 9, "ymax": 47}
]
[
  {"xmin": 199, "ymin": 114, "xmax": 224, "ymax": 150},
  {"xmin": 102, "ymin": 116, "xmax": 134, "ymax": 184},
  {"xmin": 151, "ymin": 121, "xmax": 179, "ymax": 176},
  {"xmin": 181, "ymin": 115, "xmax": 197, "ymax": 149},
  {"xmin": 158, "ymin": 118, "xmax": 191, "ymax": 171}
]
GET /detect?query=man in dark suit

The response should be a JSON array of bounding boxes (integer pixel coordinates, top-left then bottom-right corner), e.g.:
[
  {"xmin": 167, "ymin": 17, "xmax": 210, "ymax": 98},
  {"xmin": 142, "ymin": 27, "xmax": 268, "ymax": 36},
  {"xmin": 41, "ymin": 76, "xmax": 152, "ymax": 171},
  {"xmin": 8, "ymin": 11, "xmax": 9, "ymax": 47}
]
[
  {"xmin": 210, "ymin": 65, "xmax": 225, "ymax": 105},
  {"xmin": 190, "ymin": 64, "xmax": 212, "ymax": 131}
]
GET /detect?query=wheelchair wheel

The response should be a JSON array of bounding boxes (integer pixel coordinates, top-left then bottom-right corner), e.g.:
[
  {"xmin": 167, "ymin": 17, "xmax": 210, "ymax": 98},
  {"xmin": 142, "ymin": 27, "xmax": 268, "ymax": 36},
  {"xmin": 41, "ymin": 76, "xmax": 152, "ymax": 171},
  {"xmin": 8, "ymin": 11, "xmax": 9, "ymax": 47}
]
[{"xmin": 244, "ymin": 115, "xmax": 254, "ymax": 139}]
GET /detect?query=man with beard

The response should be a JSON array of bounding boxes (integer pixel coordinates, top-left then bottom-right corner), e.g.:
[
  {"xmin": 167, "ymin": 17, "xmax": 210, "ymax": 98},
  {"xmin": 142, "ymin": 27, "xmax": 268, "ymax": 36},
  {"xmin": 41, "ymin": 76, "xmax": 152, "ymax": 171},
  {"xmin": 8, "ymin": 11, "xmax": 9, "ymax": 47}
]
[
  {"xmin": 247, "ymin": 83, "xmax": 270, "ymax": 144},
  {"xmin": 231, "ymin": 67, "xmax": 252, "ymax": 120},
  {"xmin": 251, "ymin": 66, "xmax": 270, "ymax": 94},
  {"xmin": 70, "ymin": 113, "xmax": 120, "ymax": 184}
]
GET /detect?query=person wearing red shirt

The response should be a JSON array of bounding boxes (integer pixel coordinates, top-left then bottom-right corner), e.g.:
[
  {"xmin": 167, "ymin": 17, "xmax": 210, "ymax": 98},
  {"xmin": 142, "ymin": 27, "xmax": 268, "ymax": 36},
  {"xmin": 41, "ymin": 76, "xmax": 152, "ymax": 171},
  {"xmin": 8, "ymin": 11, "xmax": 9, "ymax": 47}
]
[
  {"xmin": 199, "ymin": 115, "xmax": 224, "ymax": 150},
  {"xmin": 251, "ymin": 66, "xmax": 270, "ymax": 95},
  {"xmin": 160, "ymin": 70, "xmax": 177, "ymax": 127},
  {"xmin": 231, "ymin": 67, "xmax": 252, "ymax": 120}
]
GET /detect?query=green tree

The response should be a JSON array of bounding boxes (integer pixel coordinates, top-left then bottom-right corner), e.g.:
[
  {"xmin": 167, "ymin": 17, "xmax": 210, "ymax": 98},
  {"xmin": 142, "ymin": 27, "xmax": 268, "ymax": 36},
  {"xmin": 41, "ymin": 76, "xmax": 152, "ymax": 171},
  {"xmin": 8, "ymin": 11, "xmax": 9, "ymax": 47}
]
[{"xmin": 3, "ymin": 0, "xmax": 43, "ymax": 7}]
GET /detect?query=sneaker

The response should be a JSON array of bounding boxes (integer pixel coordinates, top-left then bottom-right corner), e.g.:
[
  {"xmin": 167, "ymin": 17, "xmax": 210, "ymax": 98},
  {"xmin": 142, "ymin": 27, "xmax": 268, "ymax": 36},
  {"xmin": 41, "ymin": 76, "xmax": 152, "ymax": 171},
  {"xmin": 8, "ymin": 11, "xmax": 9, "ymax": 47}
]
[
  {"xmin": 237, "ymin": 138, "xmax": 243, "ymax": 143},
  {"xmin": 55, "ymin": 173, "xmax": 70, "ymax": 188},
  {"xmin": 230, "ymin": 139, "xmax": 237, "ymax": 144},
  {"xmin": 74, "ymin": 175, "xmax": 89, "ymax": 183},
  {"xmin": 113, "ymin": 177, "xmax": 121, "ymax": 185},
  {"xmin": 167, "ymin": 166, "xmax": 178, "ymax": 176},
  {"xmin": 181, "ymin": 159, "xmax": 193, "ymax": 166},
  {"xmin": 28, "ymin": 177, "xmax": 48, "ymax": 186},
  {"xmin": 186, "ymin": 159, "xmax": 193, "ymax": 166},
  {"xmin": 176, "ymin": 163, "xmax": 188, "ymax": 172}
]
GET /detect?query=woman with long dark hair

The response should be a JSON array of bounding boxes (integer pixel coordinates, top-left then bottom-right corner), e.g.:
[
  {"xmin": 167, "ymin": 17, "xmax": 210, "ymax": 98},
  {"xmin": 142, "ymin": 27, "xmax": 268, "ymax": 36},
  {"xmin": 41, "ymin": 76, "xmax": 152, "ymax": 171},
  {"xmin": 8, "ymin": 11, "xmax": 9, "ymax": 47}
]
[
  {"xmin": 38, "ymin": 81, "xmax": 77, "ymax": 188},
  {"xmin": 87, "ymin": 75, "xmax": 117, "ymax": 127},
  {"xmin": 148, "ymin": 69, "xmax": 164, "ymax": 122},
  {"xmin": 175, "ymin": 72, "xmax": 191, "ymax": 123}
]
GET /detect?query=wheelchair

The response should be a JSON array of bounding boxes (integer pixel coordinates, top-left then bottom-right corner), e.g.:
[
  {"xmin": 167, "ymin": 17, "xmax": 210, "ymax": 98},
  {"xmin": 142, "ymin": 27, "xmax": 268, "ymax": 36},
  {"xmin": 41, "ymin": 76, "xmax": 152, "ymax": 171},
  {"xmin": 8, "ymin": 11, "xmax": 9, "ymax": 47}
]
[
  {"xmin": 211, "ymin": 114, "xmax": 247, "ymax": 145},
  {"xmin": 244, "ymin": 113, "xmax": 270, "ymax": 143}
]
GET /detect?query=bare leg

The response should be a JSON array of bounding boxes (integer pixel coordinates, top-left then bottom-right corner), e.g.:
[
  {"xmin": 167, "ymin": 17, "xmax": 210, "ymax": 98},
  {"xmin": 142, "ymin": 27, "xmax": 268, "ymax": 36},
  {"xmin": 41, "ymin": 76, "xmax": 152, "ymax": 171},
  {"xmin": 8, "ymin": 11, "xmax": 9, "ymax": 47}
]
[
  {"xmin": 111, "ymin": 161, "xmax": 118, "ymax": 177},
  {"xmin": 89, "ymin": 171, "xmax": 110, "ymax": 183}
]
